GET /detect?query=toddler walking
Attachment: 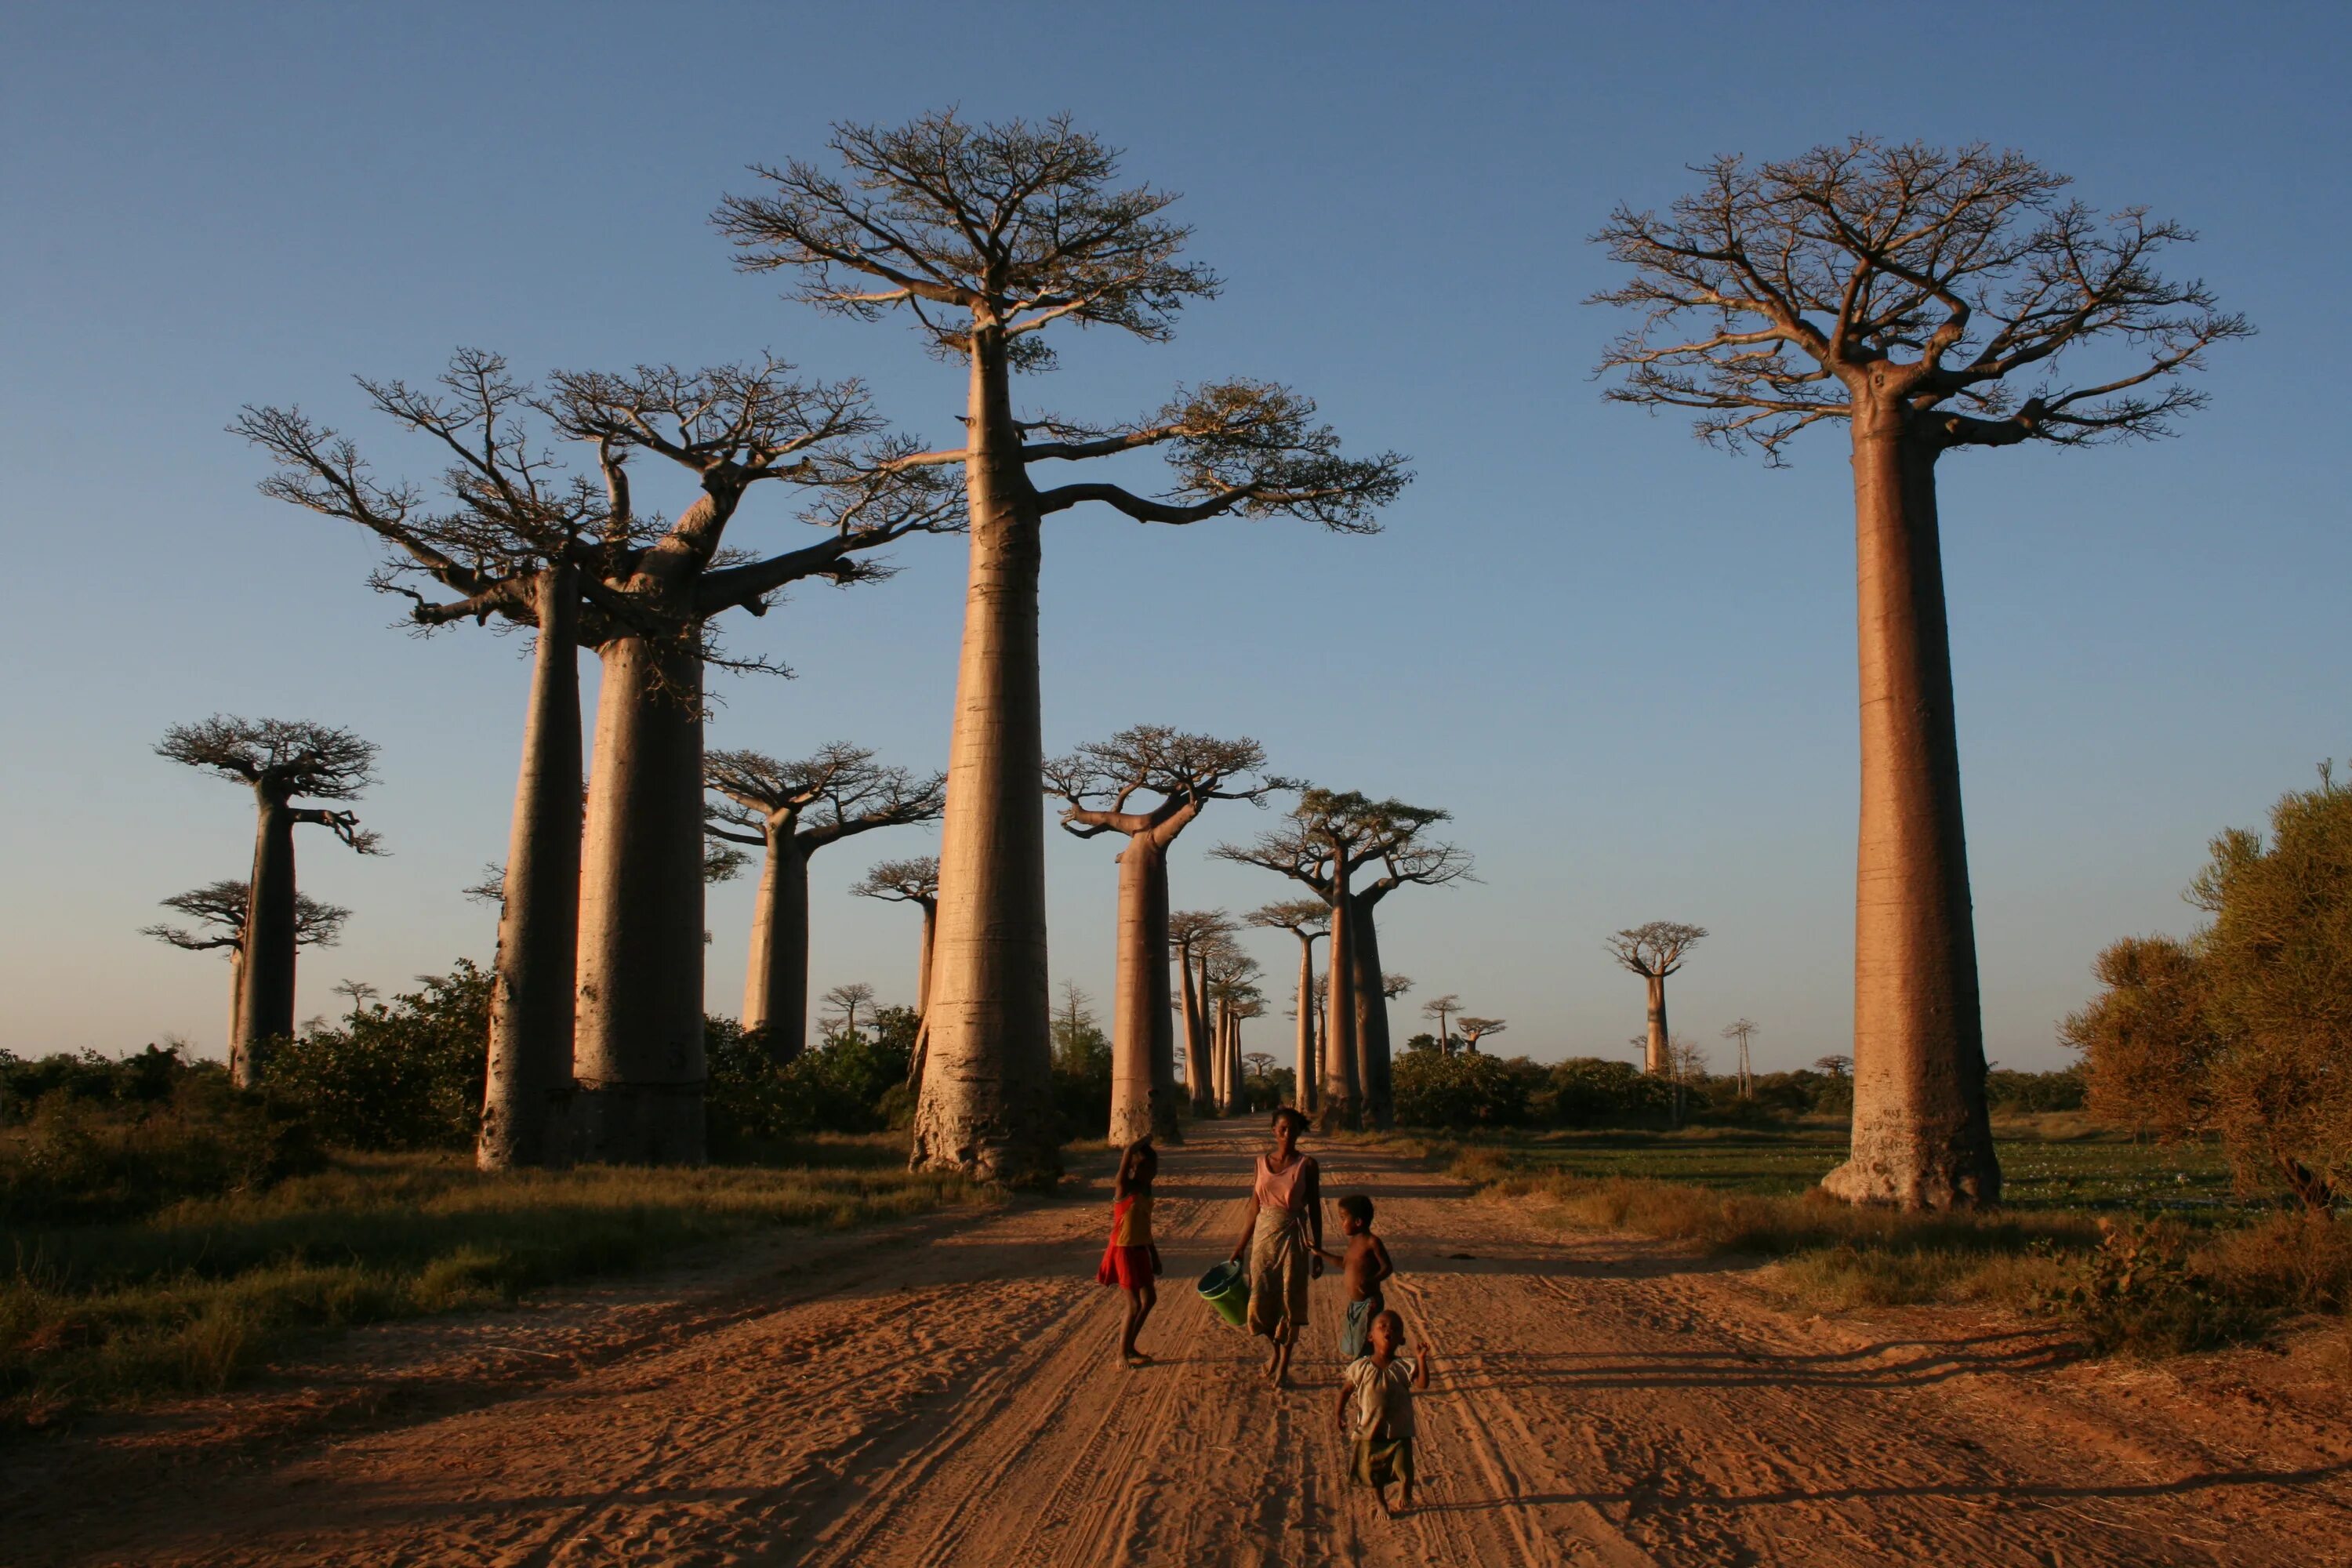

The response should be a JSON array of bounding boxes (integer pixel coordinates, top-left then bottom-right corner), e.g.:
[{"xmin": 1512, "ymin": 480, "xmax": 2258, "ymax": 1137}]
[{"xmin": 1336, "ymin": 1310, "xmax": 1431, "ymax": 1517}]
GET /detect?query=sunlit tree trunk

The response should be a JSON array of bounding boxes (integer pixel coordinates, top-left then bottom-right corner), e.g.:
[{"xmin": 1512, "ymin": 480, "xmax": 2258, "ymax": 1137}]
[
  {"xmin": 575, "ymin": 632, "xmax": 708, "ymax": 1164},
  {"xmin": 741, "ymin": 829, "xmax": 812, "ymax": 1057},
  {"xmin": 911, "ymin": 332, "xmax": 1057, "ymax": 1185},
  {"xmin": 1351, "ymin": 893, "xmax": 1396, "ymax": 1129},
  {"xmin": 1319, "ymin": 856, "xmax": 1363, "ymax": 1131},
  {"xmin": 1109, "ymin": 837, "xmax": 1180, "ymax": 1143},
  {"xmin": 1292, "ymin": 935, "xmax": 1317, "ymax": 1113},
  {"xmin": 226, "ymin": 949, "xmax": 245, "ymax": 1067},
  {"xmin": 479, "ymin": 564, "xmax": 581, "ymax": 1169},
  {"xmin": 235, "ymin": 790, "xmax": 299, "ymax": 1085},
  {"xmin": 1643, "ymin": 974, "xmax": 1669, "ymax": 1075},
  {"xmin": 915, "ymin": 900, "xmax": 936, "ymax": 1015},
  {"xmin": 1178, "ymin": 940, "xmax": 1211, "ymax": 1116},
  {"xmin": 1820, "ymin": 411, "xmax": 1999, "ymax": 1208}
]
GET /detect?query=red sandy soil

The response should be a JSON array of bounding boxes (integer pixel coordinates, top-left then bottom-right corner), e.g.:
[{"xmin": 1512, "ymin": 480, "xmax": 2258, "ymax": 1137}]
[{"xmin": 6, "ymin": 1120, "xmax": 2350, "ymax": 1566}]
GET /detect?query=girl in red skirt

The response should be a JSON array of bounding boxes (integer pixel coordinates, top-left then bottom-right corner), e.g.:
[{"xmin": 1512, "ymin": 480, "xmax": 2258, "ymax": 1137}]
[{"xmin": 1098, "ymin": 1138, "xmax": 1163, "ymax": 1365}]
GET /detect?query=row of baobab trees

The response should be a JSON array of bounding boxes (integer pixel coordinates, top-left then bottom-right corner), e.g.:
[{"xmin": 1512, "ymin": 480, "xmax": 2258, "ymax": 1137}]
[{"xmin": 147, "ymin": 110, "xmax": 2243, "ymax": 1210}]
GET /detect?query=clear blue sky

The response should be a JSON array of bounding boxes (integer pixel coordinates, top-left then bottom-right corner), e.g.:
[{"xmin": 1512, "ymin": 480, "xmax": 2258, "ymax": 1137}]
[{"xmin": 3, "ymin": 2, "xmax": 2344, "ymax": 1073}]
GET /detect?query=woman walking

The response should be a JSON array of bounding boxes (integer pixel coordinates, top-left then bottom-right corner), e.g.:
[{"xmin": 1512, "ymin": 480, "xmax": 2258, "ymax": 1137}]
[{"xmin": 1226, "ymin": 1107, "xmax": 1325, "ymax": 1386}]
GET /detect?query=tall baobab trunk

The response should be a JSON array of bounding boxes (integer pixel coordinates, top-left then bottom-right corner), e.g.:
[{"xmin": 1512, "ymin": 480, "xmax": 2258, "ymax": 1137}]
[
  {"xmin": 226, "ymin": 949, "xmax": 245, "ymax": 1066},
  {"xmin": 1820, "ymin": 415, "xmax": 1999, "ymax": 1208},
  {"xmin": 1351, "ymin": 895, "xmax": 1396, "ymax": 1129},
  {"xmin": 915, "ymin": 899, "xmax": 936, "ymax": 1015},
  {"xmin": 575, "ymin": 632, "xmax": 708, "ymax": 1164},
  {"xmin": 1643, "ymin": 974, "xmax": 1669, "ymax": 1075},
  {"xmin": 1291, "ymin": 935, "xmax": 1317, "ymax": 1113},
  {"xmin": 1109, "ymin": 838, "xmax": 1181, "ymax": 1143},
  {"xmin": 1220, "ymin": 1007, "xmax": 1244, "ymax": 1115},
  {"xmin": 235, "ymin": 789, "xmax": 299, "ymax": 1085},
  {"xmin": 741, "ymin": 829, "xmax": 812, "ymax": 1056},
  {"xmin": 1319, "ymin": 862, "xmax": 1363, "ymax": 1131},
  {"xmin": 911, "ymin": 335, "xmax": 1057, "ymax": 1185},
  {"xmin": 1178, "ymin": 942, "xmax": 1211, "ymax": 1116},
  {"xmin": 478, "ymin": 564, "xmax": 582, "ymax": 1169}
]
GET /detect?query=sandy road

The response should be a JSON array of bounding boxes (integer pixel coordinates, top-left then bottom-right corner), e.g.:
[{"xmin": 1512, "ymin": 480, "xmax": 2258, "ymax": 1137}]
[{"xmin": 12, "ymin": 1120, "xmax": 2352, "ymax": 1566}]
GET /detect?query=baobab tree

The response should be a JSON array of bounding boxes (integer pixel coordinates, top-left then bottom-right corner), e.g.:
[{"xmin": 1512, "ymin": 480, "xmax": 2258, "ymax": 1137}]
[
  {"xmin": 1202, "ymin": 942, "xmax": 1262, "ymax": 1116},
  {"xmin": 1606, "ymin": 922, "xmax": 1706, "ymax": 1077},
  {"xmin": 145, "ymin": 879, "xmax": 350, "ymax": 1049},
  {"xmin": 852, "ymin": 856, "xmax": 941, "ymax": 1015},
  {"xmin": 241, "ymin": 354, "xmax": 612, "ymax": 1167},
  {"xmin": 156, "ymin": 718, "xmax": 383, "ymax": 1086},
  {"xmin": 546, "ymin": 364, "xmax": 962, "ymax": 1163},
  {"xmin": 1457, "ymin": 1016, "xmax": 1506, "ymax": 1053},
  {"xmin": 1051, "ymin": 728, "xmax": 1282, "ymax": 1143},
  {"xmin": 720, "ymin": 111, "xmax": 1410, "ymax": 1184},
  {"xmin": 1421, "ymin": 993, "xmax": 1461, "ymax": 1055},
  {"xmin": 822, "ymin": 982, "xmax": 877, "ymax": 1042},
  {"xmin": 705, "ymin": 745, "xmax": 945, "ymax": 1060},
  {"xmin": 1722, "ymin": 1017, "xmax": 1760, "ymax": 1100},
  {"xmin": 1595, "ymin": 140, "xmax": 2247, "ymax": 1207},
  {"xmin": 1170, "ymin": 909, "xmax": 1236, "ymax": 1116},
  {"xmin": 1249, "ymin": 899, "xmax": 1328, "ymax": 1115},
  {"xmin": 1220, "ymin": 791, "xmax": 1468, "ymax": 1129}
]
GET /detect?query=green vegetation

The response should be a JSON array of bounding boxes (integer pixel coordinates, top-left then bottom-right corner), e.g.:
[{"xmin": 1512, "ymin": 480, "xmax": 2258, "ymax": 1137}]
[
  {"xmin": 1441, "ymin": 1122, "xmax": 2349, "ymax": 1358},
  {"xmin": 2066, "ymin": 762, "xmax": 2352, "ymax": 1210},
  {"xmin": 2, "ymin": 1138, "xmax": 989, "ymax": 1429}
]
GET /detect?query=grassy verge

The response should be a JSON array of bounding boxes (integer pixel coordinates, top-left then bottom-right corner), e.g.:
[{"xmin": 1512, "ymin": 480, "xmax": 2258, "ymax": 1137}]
[
  {"xmin": 3, "ymin": 1134, "xmax": 992, "ymax": 1428},
  {"xmin": 1432, "ymin": 1124, "xmax": 2350, "ymax": 1358}
]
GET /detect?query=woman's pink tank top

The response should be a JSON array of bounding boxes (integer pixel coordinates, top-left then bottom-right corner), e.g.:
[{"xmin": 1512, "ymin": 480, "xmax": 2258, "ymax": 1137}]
[{"xmin": 1254, "ymin": 1152, "xmax": 1308, "ymax": 1214}]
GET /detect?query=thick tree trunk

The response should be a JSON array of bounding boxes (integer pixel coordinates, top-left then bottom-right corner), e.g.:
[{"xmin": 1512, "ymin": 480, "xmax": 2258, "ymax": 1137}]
[
  {"xmin": 916, "ymin": 901, "xmax": 935, "ymax": 1015},
  {"xmin": 575, "ymin": 632, "xmax": 708, "ymax": 1164},
  {"xmin": 740, "ymin": 829, "xmax": 812, "ymax": 1059},
  {"xmin": 1643, "ymin": 973, "xmax": 1668, "ymax": 1075},
  {"xmin": 910, "ymin": 334, "xmax": 1057, "ymax": 1186},
  {"xmin": 1319, "ymin": 868, "xmax": 1362, "ymax": 1131},
  {"xmin": 234, "ymin": 791, "xmax": 298, "ymax": 1086},
  {"xmin": 1351, "ymin": 896, "xmax": 1395, "ymax": 1129},
  {"xmin": 226, "ymin": 948, "xmax": 245, "ymax": 1065},
  {"xmin": 478, "ymin": 565, "xmax": 582, "ymax": 1169},
  {"xmin": 1820, "ymin": 416, "xmax": 1999, "ymax": 1210},
  {"xmin": 1178, "ymin": 942, "xmax": 1212, "ymax": 1116},
  {"xmin": 1293, "ymin": 937, "xmax": 1316, "ymax": 1113},
  {"xmin": 1221, "ymin": 1007, "xmax": 1244, "ymax": 1114},
  {"xmin": 1108, "ymin": 837, "xmax": 1180, "ymax": 1144}
]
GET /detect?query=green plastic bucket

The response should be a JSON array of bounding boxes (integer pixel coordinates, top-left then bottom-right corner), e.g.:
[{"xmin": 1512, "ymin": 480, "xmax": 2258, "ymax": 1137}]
[{"xmin": 1198, "ymin": 1260, "xmax": 1250, "ymax": 1328}]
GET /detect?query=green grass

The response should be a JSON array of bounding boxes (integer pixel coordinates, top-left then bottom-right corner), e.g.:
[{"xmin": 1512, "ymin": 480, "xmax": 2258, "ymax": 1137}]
[
  {"xmin": 1432, "ymin": 1120, "xmax": 2346, "ymax": 1356},
  {"xmin": 2, "ymin": 1135, "xmax": 992, "ymax": 1428}
]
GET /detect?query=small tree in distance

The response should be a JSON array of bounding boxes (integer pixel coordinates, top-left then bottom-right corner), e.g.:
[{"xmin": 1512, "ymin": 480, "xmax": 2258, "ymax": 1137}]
[
  {"xmin": 145, "ymin": 879, "xmax": 350, "ymax": 1051},
  {"xmin": 822, "ymin": 982, "xmax": 877, "ymax": 1044},
  {"xmin": 1456, "ymin": 1016, "xmax": 1506, "ymax": 1053},
  {"xmin": 1595, "ymin": 140, "xmax": 2248, "ymax": 1208},
  {"xmin": 1606, "ymin": 922, "xmax": 1706, "ymax": 1077},
  {"xmin": 851, "ymin": 857, "xmax": 941, "ymax": 1018},
  {"xmin": 1421, "ymin": 993, "xmax": 1461, "ymax": 1054},
  {"xmin": 1722, "ymin": 1018, "xmax": 1760, "ymax": 1100},
  {"xmin": 157, "ymin": 717, "xmax": 384, "ymax": 1086}
]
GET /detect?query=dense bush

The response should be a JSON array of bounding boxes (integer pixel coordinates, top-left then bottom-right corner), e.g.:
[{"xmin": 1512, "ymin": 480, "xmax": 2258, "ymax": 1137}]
[
  {"xmin": 1984, "ymin": 1067, "xmax": 2087, "ymax": 1113},
  {"xmin": 267, "ymin": 961, "xmax": 492, "ymax": 1151},
  {"xmin": 708, "ymin": 1007, "xmax": 917, "ymax": 1153},
  {"xmin": 1, "ymin": 1063, "xmax": 321, "ymax": 1225},
  {"xmin": 1048, "ymin": 987, "xmax": 1113, "ymax": 1136},
  {"xmin": 1, "ymin": 1042, "xmax": 196, "ymax": 1118},
  {"xmin": 2065, "ymin": 764, "xmax": 2352, "ymax": 1207},
  {"xmin": 1543, "ymin": 1058, "xmax": 1678, "ymax": 1126},
  {"xmin": 1392, "ymin": 1050, "xmax": 1530, "ymax": 1129}
]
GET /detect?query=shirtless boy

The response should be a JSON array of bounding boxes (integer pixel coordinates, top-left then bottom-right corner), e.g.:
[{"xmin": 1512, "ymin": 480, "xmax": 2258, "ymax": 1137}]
[{"xmin": 1330, "ymin": 1194, "xmax": 1396, "ymax": 1363}]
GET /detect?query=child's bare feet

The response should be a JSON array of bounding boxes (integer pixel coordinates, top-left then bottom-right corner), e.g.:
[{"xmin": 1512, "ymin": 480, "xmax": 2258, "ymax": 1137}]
[{"xmin": 1123, "ymin": 1352, "xmax": 1154, "ymax": 1367}]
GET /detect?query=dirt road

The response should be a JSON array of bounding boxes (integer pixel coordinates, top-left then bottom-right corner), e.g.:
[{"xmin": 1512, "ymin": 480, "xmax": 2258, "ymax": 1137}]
[{"xmin": 13, "ymin": 1121, "xmax": 2351, "ymax": 1566}]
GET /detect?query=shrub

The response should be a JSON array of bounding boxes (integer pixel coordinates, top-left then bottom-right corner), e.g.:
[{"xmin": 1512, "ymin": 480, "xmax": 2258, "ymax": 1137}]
[
  {"xmin": 708, "ymin": 1007, "xmax": 918, "ymax": 1152},
  {"xmin": 1393, "ymin": 1051, "xmax": 1530, "ymax": 1129},
  {"xmin": 2066, "ymin": 764, "xmax": 2352, "ymax": 1207},
  {"xmin": 0, "ymin": 1074, "xmax": 321, "ymax": 1225},
  {"xmin": 1544, "ymin": 1058, "xmax": 1677, "ymax": 1127},
  {"xmin": 1985, "ymin": 1067, "xmax": 2088, "ymax": 1113},
  {"xmin": 267, "ymin": 961, "xmax": 492, "ymax": 1151}
]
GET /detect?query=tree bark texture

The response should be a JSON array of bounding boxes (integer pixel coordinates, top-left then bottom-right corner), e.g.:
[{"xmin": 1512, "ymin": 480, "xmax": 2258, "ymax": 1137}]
[
  {"xmin": 234, "ymin": 790, "xmax": 299, "ymax": 1086},
  {"xmin": 1292, "ymin": 936, "xmax": 1317, "ymax": 1114},
  {"xmin": 1643, "ymin": 973, "xmax": 1669, "ymax": 1076},
  {"xmin": 740, "ymin": 828, "xmax": 812, "ymax": 1058},
  {"xmin": 1178, "ymin": 942, "xmax": 1211, "ymax": 1116},
  {"xmin": 1819, "ymin": 415, "xmax": 2000, "ymax": 1209},
  {"xmin": 1319, "ymin": 864, "xmax": 1363, "ymax": 1131},
  {"xmin": 478, "ymin": 565, "xmax": 583, "ymax": 1170},
  {"xmin": 575, "ymin": 632, "xmax": 709, "ymax": 1164},
  {"xmin": 1351, "ymin": 894, "xmax": 1396, "ymax": 1129},
  {"xmin": 1108, "ymin": 838, "xmax": 1181, "ymax": 1144},
  {"xmin": 915, "ymin": 901, "xmax": 936, "ymax": 1015},
  {"xmin": 910, "ymin": 336, "xmax": 1058, "ymax": 1185}
]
